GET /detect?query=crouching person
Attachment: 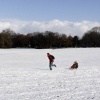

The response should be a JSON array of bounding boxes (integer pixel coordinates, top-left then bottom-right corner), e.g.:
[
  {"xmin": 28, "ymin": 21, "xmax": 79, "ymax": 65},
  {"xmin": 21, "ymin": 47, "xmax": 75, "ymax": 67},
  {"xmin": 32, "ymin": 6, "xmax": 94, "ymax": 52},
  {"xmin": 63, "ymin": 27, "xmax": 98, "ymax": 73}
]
[{"xmin": 70, "ymin": 61, "xmax": 78, "ymax": 70}]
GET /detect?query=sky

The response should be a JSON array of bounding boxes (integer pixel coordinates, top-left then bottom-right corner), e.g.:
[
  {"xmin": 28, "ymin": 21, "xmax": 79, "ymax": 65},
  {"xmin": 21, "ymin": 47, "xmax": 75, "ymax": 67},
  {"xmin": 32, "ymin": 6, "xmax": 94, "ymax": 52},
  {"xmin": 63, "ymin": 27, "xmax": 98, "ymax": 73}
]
[{"xmin": 0, "ymin": 0, "xmax": 100, "ymax": 37}]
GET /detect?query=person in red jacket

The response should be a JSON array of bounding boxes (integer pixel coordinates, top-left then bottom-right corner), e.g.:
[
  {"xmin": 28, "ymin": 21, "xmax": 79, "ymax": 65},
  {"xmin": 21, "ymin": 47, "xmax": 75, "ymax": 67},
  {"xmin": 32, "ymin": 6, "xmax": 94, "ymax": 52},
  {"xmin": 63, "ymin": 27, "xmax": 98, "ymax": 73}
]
[{"xmin": 47, "ymin": 53, "xmax": 56, "ymax": 70}]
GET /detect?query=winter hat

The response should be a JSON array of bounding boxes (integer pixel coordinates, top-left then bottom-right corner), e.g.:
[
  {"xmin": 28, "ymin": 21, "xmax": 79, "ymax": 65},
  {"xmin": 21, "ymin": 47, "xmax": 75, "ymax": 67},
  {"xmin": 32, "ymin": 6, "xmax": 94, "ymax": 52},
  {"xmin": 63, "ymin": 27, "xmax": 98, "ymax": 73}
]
[{"xmin": 74, "ymin": 61, "xmax": 77, "ymax": 64}]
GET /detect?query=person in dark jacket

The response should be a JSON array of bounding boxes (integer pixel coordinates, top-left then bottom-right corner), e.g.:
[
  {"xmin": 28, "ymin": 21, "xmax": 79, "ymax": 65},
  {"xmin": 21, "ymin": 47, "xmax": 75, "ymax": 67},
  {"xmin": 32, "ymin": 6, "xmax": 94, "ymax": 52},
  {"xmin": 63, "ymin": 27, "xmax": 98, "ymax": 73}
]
[
  {"xmin": 47, "ymin": 53, "xmax": 56, "ymax": 70},
  {"xmin": 70, "ymin": 61, "xmax": 78, "ymax": 70}
]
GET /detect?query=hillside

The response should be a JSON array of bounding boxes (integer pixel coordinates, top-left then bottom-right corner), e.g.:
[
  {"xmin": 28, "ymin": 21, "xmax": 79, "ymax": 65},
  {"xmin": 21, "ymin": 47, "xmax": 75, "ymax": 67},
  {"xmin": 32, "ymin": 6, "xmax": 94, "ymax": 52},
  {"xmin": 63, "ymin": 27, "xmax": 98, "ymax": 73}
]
[{"xmin": 0, "ymin": 48, "xmax": 100, "ymax": 100}]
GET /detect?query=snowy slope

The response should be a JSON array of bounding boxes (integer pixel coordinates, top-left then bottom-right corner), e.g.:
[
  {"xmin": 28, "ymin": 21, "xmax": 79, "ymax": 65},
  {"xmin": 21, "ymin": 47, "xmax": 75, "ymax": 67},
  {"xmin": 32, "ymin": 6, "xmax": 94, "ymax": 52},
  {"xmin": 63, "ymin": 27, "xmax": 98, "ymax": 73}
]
[{"xmin": 0, "ymin": 48, "xmax": 100, "ymax": 100}]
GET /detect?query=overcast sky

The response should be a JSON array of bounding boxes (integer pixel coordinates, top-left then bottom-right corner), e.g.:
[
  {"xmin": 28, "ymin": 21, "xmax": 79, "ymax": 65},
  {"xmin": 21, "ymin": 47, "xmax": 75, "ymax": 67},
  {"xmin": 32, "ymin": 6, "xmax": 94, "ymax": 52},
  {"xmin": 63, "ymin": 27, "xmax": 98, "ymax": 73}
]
[{"xmin": 0, "ymin": 0, "xmax": 100, "ymax": 37}]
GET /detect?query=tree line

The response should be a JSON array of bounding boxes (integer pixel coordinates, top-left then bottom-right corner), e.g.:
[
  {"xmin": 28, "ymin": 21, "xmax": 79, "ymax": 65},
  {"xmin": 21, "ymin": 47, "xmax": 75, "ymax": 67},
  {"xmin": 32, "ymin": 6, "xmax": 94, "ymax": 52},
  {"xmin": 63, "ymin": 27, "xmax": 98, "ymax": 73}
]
[{"xmin": 0, "ymin": 28, "xmax": 100, "ymax": 48}]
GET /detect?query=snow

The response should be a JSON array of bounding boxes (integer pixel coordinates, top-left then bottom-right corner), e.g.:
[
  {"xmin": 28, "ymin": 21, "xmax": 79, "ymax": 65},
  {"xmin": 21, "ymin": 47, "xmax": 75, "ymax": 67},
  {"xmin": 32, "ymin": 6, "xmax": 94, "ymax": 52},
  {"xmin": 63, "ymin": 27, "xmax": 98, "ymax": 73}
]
[{"xmin": 0, "ymin": 48, "xmax": 100, "ymax": 100}]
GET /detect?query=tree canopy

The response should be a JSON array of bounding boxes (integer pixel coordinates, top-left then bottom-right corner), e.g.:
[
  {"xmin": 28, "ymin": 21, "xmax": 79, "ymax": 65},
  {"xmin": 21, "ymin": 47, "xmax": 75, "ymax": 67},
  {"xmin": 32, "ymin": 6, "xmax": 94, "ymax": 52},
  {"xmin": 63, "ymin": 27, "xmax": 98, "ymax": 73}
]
[{"xmin": 0, "ymin": 28, "xmax": 100, "ymax": 48}]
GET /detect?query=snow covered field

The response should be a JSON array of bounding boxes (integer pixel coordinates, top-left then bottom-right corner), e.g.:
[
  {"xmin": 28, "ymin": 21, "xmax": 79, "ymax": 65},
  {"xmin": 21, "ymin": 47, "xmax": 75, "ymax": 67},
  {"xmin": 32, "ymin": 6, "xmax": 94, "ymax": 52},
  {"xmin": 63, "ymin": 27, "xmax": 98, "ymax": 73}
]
[{"xmin": 0, "ymin": 48, "xmax": 100, "ymax": 100}]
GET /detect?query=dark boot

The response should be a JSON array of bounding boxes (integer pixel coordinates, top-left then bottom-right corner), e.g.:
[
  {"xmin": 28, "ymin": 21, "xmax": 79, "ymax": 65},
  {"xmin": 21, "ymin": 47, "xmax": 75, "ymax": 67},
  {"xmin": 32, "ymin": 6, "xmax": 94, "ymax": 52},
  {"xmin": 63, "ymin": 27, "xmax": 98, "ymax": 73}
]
[
  {"xmin": 50, "ymin": 68, "xmax": 52, "ymax": 70},
  {"xmin": 54, "ymin": 64, "xmax": 56, "ymax": 67}
]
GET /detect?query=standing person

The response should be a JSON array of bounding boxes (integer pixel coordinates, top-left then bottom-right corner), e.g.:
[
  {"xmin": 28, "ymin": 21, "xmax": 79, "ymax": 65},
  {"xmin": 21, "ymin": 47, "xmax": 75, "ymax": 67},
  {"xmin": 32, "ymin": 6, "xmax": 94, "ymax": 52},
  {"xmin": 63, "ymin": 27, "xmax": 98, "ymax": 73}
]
[{"xmin": 47, "ymin": 53, "xmax": 56, "ymax": 70}]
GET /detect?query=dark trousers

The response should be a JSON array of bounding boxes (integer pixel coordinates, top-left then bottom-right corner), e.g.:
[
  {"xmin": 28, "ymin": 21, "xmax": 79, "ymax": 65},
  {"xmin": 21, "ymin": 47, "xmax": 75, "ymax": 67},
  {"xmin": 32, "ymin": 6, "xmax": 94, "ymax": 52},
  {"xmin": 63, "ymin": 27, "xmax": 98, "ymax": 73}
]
[{"xmin": 49, "ymin": 62, "xmax": 56, "ymax": 70}]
